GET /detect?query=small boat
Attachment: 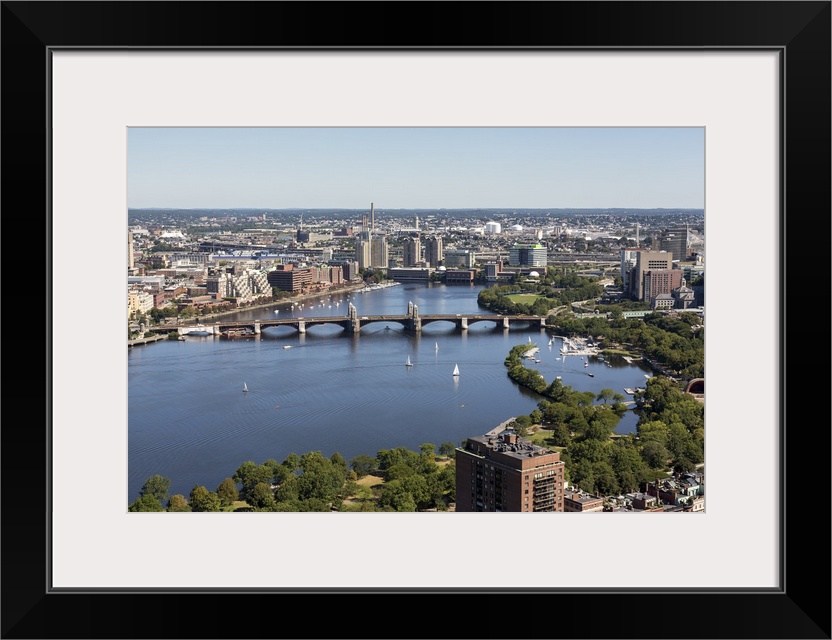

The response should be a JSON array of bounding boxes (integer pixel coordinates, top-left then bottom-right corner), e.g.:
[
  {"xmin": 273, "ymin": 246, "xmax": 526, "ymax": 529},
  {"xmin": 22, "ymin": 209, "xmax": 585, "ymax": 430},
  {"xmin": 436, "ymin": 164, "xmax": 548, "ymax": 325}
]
[
  {"xmin": 548, "ymin": 338, "xmax": 554, "ymax": 347},
  {"xmin": 624, "ymin": 388, "xmax": 635, "ymax": 395},
  {"xmin": 406, "ymin": 355, "xmax": 413, "ymax": 367},
  {"xmin": 283, "ymin": 345, "xmax": 292, "ymax": 349},
  {"xmin": 528, "ymin": 336, "xmax": 533, "ymax": 344},
  {"xmin": 587, "ymin": 373, "xmax": 595, "ymax": 378},
  {"xmin": 584, "ymin": 361, "xmax": 589, "ymax": 368},
  {"xmin": 452, "ymin": 364, "xmax": 460, "ymax": 377},
  {"xmin": 242, "ymin": 382, "xmax": 248, "ymax": 393},
  {"xmin": 435, "ymin": 342, "xmax": 439, "ymax": 351}
]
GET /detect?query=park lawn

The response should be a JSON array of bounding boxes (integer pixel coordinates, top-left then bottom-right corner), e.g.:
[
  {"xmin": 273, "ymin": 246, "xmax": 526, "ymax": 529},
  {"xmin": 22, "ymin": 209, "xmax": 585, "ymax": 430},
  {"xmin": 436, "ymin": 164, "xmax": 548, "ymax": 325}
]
[{"xmin": 506, "ymin": 293, "xmax": 544, "ymax": 305}]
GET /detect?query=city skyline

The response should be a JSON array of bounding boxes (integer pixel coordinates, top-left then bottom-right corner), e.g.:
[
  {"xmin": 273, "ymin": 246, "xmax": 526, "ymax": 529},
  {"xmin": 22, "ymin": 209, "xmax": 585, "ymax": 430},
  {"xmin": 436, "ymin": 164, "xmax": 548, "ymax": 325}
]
[{"xmin": 127, "ymin": 127, "xmax": 705, "ymax": 210}]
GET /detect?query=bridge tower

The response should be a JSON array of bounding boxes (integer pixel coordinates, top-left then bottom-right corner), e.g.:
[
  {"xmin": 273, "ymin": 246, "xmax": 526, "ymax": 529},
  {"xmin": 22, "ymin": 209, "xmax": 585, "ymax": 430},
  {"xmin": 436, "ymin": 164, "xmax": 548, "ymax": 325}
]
[
  {"xmin": 406, "ymin": 303, "xmax": 422, "ymax": 332},
  {"xmin": 347, "ymin": 302, "xmax": 360, "ymax": 333}
]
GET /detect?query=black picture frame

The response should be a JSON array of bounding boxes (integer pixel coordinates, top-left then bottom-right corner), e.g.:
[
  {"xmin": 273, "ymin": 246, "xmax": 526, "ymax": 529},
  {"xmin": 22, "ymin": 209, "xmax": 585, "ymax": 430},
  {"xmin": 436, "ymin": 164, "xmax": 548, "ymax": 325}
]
[{"xmin": 3, "ymin": 2, "xmax": 829, "ymax": 638}]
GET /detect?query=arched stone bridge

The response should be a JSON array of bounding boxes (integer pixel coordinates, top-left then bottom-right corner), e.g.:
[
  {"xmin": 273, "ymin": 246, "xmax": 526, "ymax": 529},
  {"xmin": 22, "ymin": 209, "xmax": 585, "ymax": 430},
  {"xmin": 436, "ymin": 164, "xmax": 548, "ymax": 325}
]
[{"xmin": 171, "ymin": 301, "xmax": 547, "ymax": 335}]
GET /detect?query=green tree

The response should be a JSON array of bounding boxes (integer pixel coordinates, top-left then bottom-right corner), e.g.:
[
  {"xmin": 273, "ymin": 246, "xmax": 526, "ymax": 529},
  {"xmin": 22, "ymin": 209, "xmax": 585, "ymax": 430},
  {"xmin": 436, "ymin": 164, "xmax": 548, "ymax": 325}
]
[
  {"xmin": 189, "ymin": 485, "xmax": 221, "ymax": 512},
  {"xmin": 247, "ymin": 482, "xmax": 277, "ymax": 511},
  {"xmin": 641, "ymin": 441, "xmax": 670, "ymax": 469},
  {"xmin": 438, "ymin": 442, "xmax": 456, "ymax": 458},
  {"xmin": 216, "ymin": 478, "xmax": 239, "ymax": 507},
  {"xmin": 128, "ymin": 494, "xmax": 165, "ymax": 512},
  {"xmin": 166, "ymin": 494, "xmax": 191, "ymax": 512},
  {"xmin": 350, "ymin": 454, "xmax": 378, "ymax": 478},
  {"xmin": 419, "ymin": 443, "xmax": 436, "ymax": 458},
  {"xmin": 139, "ymin": 474, "xmax": 171, "ymax": 504},
  {"xmin": 596, "ymin": 388, "xmax": 616, "ymax": 404}
]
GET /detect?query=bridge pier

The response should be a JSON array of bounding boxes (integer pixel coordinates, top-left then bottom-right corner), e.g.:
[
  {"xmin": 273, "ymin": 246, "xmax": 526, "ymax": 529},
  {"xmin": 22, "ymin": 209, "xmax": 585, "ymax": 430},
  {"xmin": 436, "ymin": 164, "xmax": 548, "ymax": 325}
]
[
  {"xmin": 254, "ymin": 322, "xmax": 261, "ymax": 335},
  {"xmin": 460, "ymin": 317, "xmax": 468, "ymax": 330},
  {"xmin": 297, "ymin": 321, "xmax": 306, "ymax": 334},
  {"xmin": 502, "ymin": 317, "xmax": 510, "ymax": 329}
]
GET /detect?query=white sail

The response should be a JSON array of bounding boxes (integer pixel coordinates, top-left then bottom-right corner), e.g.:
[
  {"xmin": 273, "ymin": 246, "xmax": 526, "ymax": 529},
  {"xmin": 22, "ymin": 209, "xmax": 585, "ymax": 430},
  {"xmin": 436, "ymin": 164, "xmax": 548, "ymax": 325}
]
[
  {"xmin": 435, "ymin": 342, "xmax": 439, "ymax": 351},
  {"xmin": 242, "ymin": 382, "xmax": 248, "ymax": 392},
  {"xmin": 406, "ymin": 355, "xmax": 413, "ymax": 367},
  {"xmin": 452, "ymin": 364, "xmax": 460, "ymax": 376}
]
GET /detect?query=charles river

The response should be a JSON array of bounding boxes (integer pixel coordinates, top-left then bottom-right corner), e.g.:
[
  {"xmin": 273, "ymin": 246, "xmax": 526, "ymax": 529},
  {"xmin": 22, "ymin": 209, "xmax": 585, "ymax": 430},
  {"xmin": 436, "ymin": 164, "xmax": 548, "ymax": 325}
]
[{"xmin": 128, "ymin": 282, "xmax": 653, "ymax": 502}]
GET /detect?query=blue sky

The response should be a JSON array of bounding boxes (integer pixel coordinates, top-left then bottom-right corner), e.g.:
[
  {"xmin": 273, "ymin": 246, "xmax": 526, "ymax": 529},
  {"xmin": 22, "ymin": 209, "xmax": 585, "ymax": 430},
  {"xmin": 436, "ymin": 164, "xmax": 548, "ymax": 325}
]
[{"xmin": 128, "ymin": 127, "xmax": 704, "ymax": 209}]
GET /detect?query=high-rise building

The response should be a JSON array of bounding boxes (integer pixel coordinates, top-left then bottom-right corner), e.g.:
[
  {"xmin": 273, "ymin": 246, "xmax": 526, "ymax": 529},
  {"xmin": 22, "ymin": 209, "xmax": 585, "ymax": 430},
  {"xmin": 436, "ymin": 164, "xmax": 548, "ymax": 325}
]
[
  {"xmin": 508, "ymin": 243, "xmax": 547, "ymax": 267},
  {"xmin": 402, "ymin": 235, "xmax": 421, "ymax": 267},
  {"xmin": 370, "ymin": 233, "xmax": 388, "ymax": 268},
  {"xmin": 633, "ymin": 250, "xmax": 674, "ymax": 301},
  {"xmin": 128, "ymin": 231, "xmax": 135, "ymax": 269},
  {"xmin": 619, "ymin": 249, "xmax": 640, "ymax": 293},
  {"xmin": 659, "ymin": 224, "xmax": 691, "ymax": 261},
  {"xmin": 355, "ymin": 231, "xmax": 372, "ymax": 269},
  {"xmin": 455, "ymin": 429, "xmax": 565, "ymax": 512},
  {"xmin": 643, "ymin": 269, "xmax": 683, "ymax": 307},
  {"xmin": 424, "ymin": 235, "xmax": 443, "ymax": 268}
]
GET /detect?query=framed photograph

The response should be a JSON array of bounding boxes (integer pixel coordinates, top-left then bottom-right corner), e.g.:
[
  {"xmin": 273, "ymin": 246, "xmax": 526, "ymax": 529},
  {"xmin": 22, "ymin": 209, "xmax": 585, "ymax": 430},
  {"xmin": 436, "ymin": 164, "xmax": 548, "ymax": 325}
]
[{"xmin": 4, "ymin": 2, "xmax": 829, "ymax": 638}]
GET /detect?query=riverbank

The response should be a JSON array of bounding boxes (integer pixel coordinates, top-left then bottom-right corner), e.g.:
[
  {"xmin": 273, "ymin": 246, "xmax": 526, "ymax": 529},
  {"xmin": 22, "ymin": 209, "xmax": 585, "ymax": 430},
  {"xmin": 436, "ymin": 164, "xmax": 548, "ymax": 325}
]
[{"xmin": 187, "ymin": 279, "xmax": 370, "ymax": 323}]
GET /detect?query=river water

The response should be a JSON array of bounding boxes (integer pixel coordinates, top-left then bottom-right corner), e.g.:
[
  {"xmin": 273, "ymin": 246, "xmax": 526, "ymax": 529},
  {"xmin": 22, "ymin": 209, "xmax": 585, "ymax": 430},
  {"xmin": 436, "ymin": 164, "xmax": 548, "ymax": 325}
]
[{"xmin": 128, "ymin": 282, "xmax": 652, "ymax": 501}]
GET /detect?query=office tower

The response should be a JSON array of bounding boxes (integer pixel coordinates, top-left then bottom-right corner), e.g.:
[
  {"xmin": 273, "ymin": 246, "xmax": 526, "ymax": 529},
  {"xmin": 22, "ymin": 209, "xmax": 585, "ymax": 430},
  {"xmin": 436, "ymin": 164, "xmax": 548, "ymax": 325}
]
[
  {"xmin": 659, "ymin": 224, "xmax": 691, "ymax": 261},
  {"xmin": 633, "ymin": 250, "xmax": 674, "ymax": 301},
  {"xmin": 443, "ymin": 249, "xmax": 475, "ymax": 268},
  {"xmin": 370, "ymin": 202, "xmax": 375, "ymax": 231},
  {"xmin": 455, "ymin": 430, "xmax": 565, "ymax": 512},
  {"xmin": 508, "ymin": 243, "xmax": 547, "ymax": 267},
  {"xmin": 424, "ymin": 235, "xmax": 443, "ymax": 268},
  {"xmin": 128, "ymin": 231, "xmax": 134, "ymax": 269}
]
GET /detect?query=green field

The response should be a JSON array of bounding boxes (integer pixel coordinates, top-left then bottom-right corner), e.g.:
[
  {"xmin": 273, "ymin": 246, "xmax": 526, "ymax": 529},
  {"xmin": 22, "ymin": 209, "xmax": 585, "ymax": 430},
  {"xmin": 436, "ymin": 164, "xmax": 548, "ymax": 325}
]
[{"xmin": 506, "ymin": 293, "xmax": 544, "ymax": 305}]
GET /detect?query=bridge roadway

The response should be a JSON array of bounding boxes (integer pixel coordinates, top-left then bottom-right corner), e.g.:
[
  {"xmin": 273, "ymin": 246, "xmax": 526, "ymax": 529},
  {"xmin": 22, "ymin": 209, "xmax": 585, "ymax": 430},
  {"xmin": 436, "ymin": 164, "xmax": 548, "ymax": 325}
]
[{"xmin": 167, "ymin": 312, "xmax": 547, "ymax": 336}]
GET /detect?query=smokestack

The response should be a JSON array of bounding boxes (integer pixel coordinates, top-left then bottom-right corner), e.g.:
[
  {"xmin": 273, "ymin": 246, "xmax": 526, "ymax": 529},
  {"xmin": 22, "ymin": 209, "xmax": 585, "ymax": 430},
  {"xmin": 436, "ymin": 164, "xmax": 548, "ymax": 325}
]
[{"xmin": 371, "ymin": 202, "xmax": 374, "ymax": 232}]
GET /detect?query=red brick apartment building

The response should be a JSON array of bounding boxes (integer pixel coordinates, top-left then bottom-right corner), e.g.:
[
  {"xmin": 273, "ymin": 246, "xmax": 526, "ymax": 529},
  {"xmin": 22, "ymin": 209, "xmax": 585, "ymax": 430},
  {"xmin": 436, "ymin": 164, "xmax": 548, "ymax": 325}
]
[{"xmin": 455, "ymin": 430, "xmax": 565, "ymax": 512}]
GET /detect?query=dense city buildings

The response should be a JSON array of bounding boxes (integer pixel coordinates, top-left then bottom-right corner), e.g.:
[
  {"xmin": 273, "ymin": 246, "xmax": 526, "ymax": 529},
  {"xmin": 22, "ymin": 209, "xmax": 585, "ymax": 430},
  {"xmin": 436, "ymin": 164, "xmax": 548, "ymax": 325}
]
[
  {"xmin": 455, "ymin": 429, "xmax": 565, "ymax": 512},
  {"xmin": 127, "ymin": 205, "xmax": 704, "ymax": 316}
]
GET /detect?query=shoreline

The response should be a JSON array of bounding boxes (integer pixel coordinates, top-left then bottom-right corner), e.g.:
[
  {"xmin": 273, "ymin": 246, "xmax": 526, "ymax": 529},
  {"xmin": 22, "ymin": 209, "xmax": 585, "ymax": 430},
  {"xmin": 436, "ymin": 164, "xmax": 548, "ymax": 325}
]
[{"xmin": 186, "ymin": 279, "xmax": 370, "ymax": 323}]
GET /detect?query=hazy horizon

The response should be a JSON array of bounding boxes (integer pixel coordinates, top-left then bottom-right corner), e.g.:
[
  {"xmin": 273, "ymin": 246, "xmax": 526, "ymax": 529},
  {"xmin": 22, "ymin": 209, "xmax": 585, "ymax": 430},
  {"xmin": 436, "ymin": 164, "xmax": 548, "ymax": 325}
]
[{"xmin": 128, "ymin": 127, "xmax": 705, "ymax": 210}]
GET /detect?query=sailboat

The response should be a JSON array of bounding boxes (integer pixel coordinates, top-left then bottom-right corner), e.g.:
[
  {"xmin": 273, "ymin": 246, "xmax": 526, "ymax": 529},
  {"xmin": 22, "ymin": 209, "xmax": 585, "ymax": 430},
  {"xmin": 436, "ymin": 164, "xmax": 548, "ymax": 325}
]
[
  {"xmin": 242, "ymin": 382, "xmax": 248, "ymax": 393},
  {"xmin": 452, "ymin": 364, "xmax": 460, "ymax": 377},
  {"xmin": 406, "ymin": 355, "xmax": 413, "ymax": 367},
  {"xmin": 435, "ymin": 342, "xmax": 439, "ymax": 351}
]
